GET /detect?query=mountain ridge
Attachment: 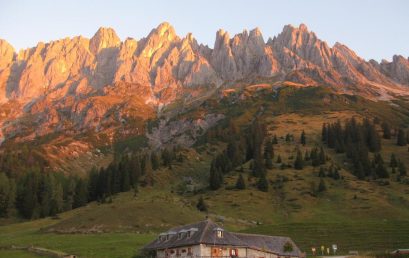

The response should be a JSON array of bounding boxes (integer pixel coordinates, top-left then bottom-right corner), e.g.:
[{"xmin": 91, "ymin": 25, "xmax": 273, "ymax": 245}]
[{"xmin": 0, "ymin": 22, "xmax": 409, "ymax": 159}]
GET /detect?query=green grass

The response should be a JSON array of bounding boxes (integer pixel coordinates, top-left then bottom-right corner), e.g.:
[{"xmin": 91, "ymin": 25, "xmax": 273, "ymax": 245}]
[
  {"xmin": 243, "ymin": 220, "xmax": 409, "ymax": 255},
  {"xmin": 0, "ymin": 250, "xmax": 46, "ymax": 257}
]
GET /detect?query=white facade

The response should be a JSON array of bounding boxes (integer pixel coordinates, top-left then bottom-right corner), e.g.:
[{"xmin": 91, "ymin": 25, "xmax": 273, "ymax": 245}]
[{"xmin": 155, "ymin": 244, "xmax": 298, "ymax": 258}]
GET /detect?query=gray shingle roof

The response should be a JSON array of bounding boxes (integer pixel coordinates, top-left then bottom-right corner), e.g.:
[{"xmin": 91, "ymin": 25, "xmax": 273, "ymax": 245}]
[
  {"xmin": 143, "ymin": 220, "xmax": 302, "ymax": 257},
  {"xmin": 233, "ymin": 232, "xmax": 302, "ymax": 256},
  {"xmin": 143, "ymin": 220, "xmax": 246, "ymax": 250}
]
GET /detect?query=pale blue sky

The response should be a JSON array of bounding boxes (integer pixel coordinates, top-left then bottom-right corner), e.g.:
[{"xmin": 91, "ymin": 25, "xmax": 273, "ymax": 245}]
[{"xmin": 0, "ymin": 0, "xmax": 408, "ymax": 61}]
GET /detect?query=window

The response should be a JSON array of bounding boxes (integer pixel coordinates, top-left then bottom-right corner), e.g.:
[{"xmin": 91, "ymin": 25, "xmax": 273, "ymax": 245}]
[
  {"xmin": 178, "ymin": 232, "xmax": 183, "ymax": 239},
  {"xmin": 188, "ymin": 248, "xmax": 192, "ymax": 255},
  {"xmin": 187, "ymin": 231, "xmax": 191, "ymax": 238},
  {"xmin": 216, "ymin": 230, "xmax": 223, "ymax": 238},
  {"xmin": 213, "ymin": 227, "xmax": 224, "ymax": 238},
  {"xmin": 230, "ymin": 248, "xmax": 238, "ymax": 256}
]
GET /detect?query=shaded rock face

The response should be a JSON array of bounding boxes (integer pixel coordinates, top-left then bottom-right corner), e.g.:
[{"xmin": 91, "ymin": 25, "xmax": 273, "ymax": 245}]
[{"xmin": 0, "ymin": 22, "xmax": 408, "ymax": 146}]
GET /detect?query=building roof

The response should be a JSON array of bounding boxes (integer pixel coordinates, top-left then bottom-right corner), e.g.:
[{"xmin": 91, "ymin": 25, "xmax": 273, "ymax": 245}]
[
  {"xmin": 233, "ymin": 232, "xmax": 302, "ymax": 256},
  {"xmin": 143, "ymin": 220, "xmax": 302, "ymax": 256},
  {"xmin": 143, "ymin": 220, "xmax": 246, "ymax": 250}
]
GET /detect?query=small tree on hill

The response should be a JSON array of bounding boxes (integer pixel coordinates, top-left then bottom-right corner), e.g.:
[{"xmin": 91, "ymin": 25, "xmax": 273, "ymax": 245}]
[
  {"xmin": 397, "ymin": 129, "xmax": 407, "ymax": 146},
  {"xmin": 398, "ymin": 160, "xmax": 407, "ymax": 176},
  {"xmin": 257, "ymin": 175, "xmax": 269, "ymax": 192},
  {"xmin": 389, "ymin": 153, "xmax": 398, "ymax": 168},
  {"xmin": 300, "ymin": 130, "xmax": 306, "ymax": 146},
  {"xmin": 196, "ymin": 196, "xmax": 208, "ymax": 212},
  {"xmin": 381, "ymin": 122, "xmax": 391, "ymax": 139},
  {"xmin": 318, "ymin": 178, "xmax": 327, "ymax": 192},
  {"xmin": 235, "ymin": 174, "xmax": 246, "ymax": 190},
  {"xmin": 294, "ymin": 150, "xmax": 304, "ymax": 170}
]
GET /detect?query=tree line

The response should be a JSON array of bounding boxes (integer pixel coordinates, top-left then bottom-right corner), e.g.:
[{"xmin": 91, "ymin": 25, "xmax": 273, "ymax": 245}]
[
  {"xmin": 0, "ymin": 147, "xmax": 183, "ymax": 219},
  {"xmin": 322, "ymin": 118, "xmax": 407, "ymax": 180}
]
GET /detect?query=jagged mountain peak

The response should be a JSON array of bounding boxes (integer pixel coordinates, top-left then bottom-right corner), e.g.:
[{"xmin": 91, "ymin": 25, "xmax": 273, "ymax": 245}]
[
  {"xmin": 148, "ymin": 22, "xmax": 178, "ymax": 42},
  {"xmin": 90, "ymin": 27, "xmax": 121, "ymax": 54},
  {"xmin": 0, "ymin": 39, "xmax": 15, "ymax": 69}
]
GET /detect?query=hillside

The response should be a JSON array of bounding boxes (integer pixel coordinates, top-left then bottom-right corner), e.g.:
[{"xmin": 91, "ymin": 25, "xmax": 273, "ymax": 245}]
[
  {"xmin": 1, "ymin": 84, "xmax": 409, "ymax": 257},
  {"xmin": 0, "ymin": 22, "xmax": 409, "ymax": 174}
]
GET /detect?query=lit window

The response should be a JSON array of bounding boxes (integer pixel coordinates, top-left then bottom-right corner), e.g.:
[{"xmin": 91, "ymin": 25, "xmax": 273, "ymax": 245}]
[{"xmin": 217, "ymin": 230, "xmax": 223, "ymax": 238}]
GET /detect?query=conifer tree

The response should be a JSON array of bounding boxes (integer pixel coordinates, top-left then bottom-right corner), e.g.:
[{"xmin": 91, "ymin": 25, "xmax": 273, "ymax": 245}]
[
  {"xmin": 398, "ymin": 160, "xmax": 407, "ymax": 176},
  {"xmin": 257, "ymin": 175, "xmax": 269, "ymax": 192},
  {"xmin": 144, "ymin": 155, "xmax": 154, "ymax": 186},
  {"xmin": 318, "ymin": 178, "xmax": 327, "ymax": 192},
  {"xmin": 318, "ymin": 167, "xmax": 325, "ymax": 177},
  {"xmin": 73, "ymin": 178, "xmax": 88, "ymax": 208},
  {"xmin": 235, "ymin": 174, "xmax": 246, "ymax": 190},
  {"xmin": 294, "ymin": 150, "xmax": 304, "ymax": 170},
  {"xmin": 300, "ymin": 130, "xmax": 306, "ymax": 146},
  {"xmin": 272, "ymin": 135, "xmax": 278, "ymax": 144},
  {"xmin": 397, "ymin": 129, "xmax": 407, "ymax": 146},
  {"xmin": 151, "ymin": 152, "xmax": 160, "ymax": 170},
  {"xmin": 0, "ymin": 173, "xmax": 15, "ymax": 217},
  {"xmin": 381, "ymin": 122, "xmax": 391, "ymax": 139},
  {"xmin": 196, "ymin": 196, "xmax": 208, "ymax": 212},
  {"xmin": 389, "ymin": 153, "xmax": 398, "ymax": 168},
  {"xmin": 319, "ymin": 147, "xmax": 326, "ymax": 165},
  {"xmin": 322, "ymin": 123, "xmax": 328, "ymax": 143},
  {"xmin": 264, "ymin": 139, "xmax": 274, "ymax": 169},
  {"xmin": 355, "ymin": 162, "xmax": 365, "ymax": 180},
  {"xmin": 276, "ymin": 155, "xmax": 282, "ymax": 163},
  {"xmin": 209, "ymin": 161, "xmax": 222, "ymax": 190}
]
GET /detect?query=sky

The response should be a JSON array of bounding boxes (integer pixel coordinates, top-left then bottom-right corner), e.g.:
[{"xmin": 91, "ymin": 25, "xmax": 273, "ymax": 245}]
[{"xmin": 0, "ymin": 0, "xmax": 408, "ymax": 61}]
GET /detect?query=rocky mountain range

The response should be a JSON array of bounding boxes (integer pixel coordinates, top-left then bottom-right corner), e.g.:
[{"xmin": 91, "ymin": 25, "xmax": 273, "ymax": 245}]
[{"xmin": 0, "ymin": 22, "xmax": 409, "ymax": 151}]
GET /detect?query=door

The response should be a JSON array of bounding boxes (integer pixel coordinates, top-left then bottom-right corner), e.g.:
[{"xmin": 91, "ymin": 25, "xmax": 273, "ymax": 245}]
[{"xmin": 211, "ymin": 247, "xmax": 223, "ymax": 257}]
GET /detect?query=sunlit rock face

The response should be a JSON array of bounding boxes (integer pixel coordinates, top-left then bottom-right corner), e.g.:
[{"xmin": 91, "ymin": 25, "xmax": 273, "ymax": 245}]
[{"xmin": 0, "ymin": 22, "xmax": 408, "ymax": 143}]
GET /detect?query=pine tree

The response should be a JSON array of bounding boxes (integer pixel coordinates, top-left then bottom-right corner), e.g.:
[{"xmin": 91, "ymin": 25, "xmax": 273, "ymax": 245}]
[
  {"xmin": 235, "ymin": 174, "xmax": 246, "ymax": 190},
  {"xmin": 375, "ymin": 163, "xmax": 389, "ymax": 178},
  {"xmin": 64, "ymin": 178, "xmax": 76, "ymax": 211},
  {"xmin": 367, "ymin": 124, "xmax": 381, "ymax": 152},
  {"xmin": 264, "ymin": 140, "xmax": 274, "ymax": 169},
  {"xmin": 318, "ymin": 178, "xmax": 327, "ymax": 192},
  {"xmin": 0, "ymin": 173, "xmax": 15, "ymax": 217},
  {"xmin": 333, "ymin": 168, "xmax": 340, "ymax": 180},
  {"xmin": 397, "ymin": 129, "xmax": 407, "ymax": 146},
  {"xmin": 272, "ymin": 135, "xmax": 278, "ymax": 144},
  {"xmin": 389, "ymin": 153, "xmax": 398, "ymax": 168},
  {"xmin": 209, "ymin": 161, "xmax": 222, "ymax": 190},
  {"xmin": 196, "ymin": 196, "xmax": 208, "ymax": 212},
  {"xmin": 322, "ymin": 123, "xmax": 328, "ymax": 143},
  {"xmin": 257, "ymin": 175, "xmax": 269, "ymax": 192},
  {"xmin": 300, "ymin": 130, "xmax": 306, "ymax": 145},
  {"xmin": 294, "ymin": 150, "xmax": 304, "ymax": 170},
  {"xmin": 73, "ymin": 178, "xmax": 88, "ymax": 208},
  {"xmin": 144, "ymin": 155, "xmax": 154, "ymax": 186},
  {"xmin": 318, "ymin": 167, "xmax": 325, "ymax": 177},
  {"xmin": 304, "ymin": 150, "xmax": 310, "ymax": 161},
  {"xmin": 151, "ymin": 152, "xmax": 160, "ymax": 170},
  {"xmin": 355, "ymin": 162, "xmax": 365, "ymax": 180},
  {"xmin": 381, "ymin": 122, "xmax": 391, "ymax": 139},
  {"xmin": 285, "ymin": 134, "xmax": 291, "ymax": 142},
  {"xmin": 276, "ymin": 155, "xmax": 282, "ymax": 163},
  {"xmin": 121, "ymin": 167, "xmax": 131, "ymax": 192},
  {"xmin": 50, "ymin": 177, "xmax": 63, "ymax": 216},
  {"xmin": 319, "ymin": 147, "xmax": 326, "ymax": 165},
  {"xmin": 398, "ymin": 161, "xmax": 407, "ymax": 176}
]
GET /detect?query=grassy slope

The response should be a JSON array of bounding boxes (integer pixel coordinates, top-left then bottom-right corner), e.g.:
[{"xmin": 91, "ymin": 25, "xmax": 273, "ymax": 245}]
[{"xmin": 1, "ymin": 86, "xmax": 409, "ymax": 257}]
